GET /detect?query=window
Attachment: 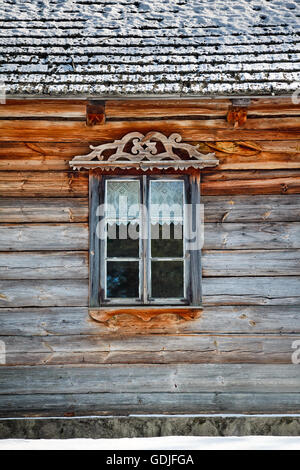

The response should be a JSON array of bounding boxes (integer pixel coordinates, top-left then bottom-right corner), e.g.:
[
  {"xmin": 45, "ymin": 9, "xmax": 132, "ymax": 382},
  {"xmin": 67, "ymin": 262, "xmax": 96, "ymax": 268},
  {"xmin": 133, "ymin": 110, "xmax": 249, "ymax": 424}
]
[
  {"xmin": 90, "ymin": 174, "xmax": 202, "ymax": 309},
  {"xmin": 70, "ymin": 130, "xmax": 219, "ymax": 319}
]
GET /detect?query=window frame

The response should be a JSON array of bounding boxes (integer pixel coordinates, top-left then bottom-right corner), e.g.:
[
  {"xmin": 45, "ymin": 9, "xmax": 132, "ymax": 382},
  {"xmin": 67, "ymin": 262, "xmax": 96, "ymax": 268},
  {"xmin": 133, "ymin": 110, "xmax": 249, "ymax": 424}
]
[{"xmin": 89, "ymin": 171, "xmax": 202, "ymax": 310}]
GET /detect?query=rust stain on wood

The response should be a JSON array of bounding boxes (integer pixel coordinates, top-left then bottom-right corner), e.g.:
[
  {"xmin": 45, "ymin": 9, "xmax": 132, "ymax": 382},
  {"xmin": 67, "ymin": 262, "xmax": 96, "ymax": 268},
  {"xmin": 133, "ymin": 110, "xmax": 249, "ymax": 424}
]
[{"xmin": 89, "ymin": 307, "xmax": 203, "ymax": 324}]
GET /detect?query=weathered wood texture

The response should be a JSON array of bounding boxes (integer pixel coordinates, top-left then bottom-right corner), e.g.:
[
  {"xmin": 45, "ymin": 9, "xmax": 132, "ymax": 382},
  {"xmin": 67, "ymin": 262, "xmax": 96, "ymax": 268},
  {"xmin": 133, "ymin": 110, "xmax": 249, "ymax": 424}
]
[
  {"xmin": 1, "ymin": 222, "xmax": 299, "ymax": 251},
  {"xmin": 1, "ymin": 306, "xmax": 299, "ymax": 336},
  {"xmin": 1, "ymin": 141, "xmax": 300, "ymax": 171},
  {"xmin": 0, "ymin": 171, "xmax": 88, "ymax": 197},
  {"xmin": 1, "ymin": 170, "xmax": 300, "ymax": 197},
  {"xmin": 0, "ymin": 277, "xmax": 299, "ymax": 307},
  {"xmin": 0, "ymin": 250, "xmax": 298, "ymax": 279},
  {"xmin": 202, "ymin": 250, "xmax": 300, "ymax": 276},
  {"xmin": 1, "ymin": 98, "xmax": 300, "ymax": 415},
  {"xmin": 1, "ymin": 195, "xmax": 300, "ymax": 223},
  {"xmin": 0, "ymin": 119, "xmax": 299, "ymax": 143},
  {"xmin": 1, "ymin": 334, "xmax": 299, "ymax": 365},
  {"xmin": 1, "ymin": 392, "xmax": 299, "ymax": 416},
  {"xmin": 0, "ymin": 198, "xmax": 88, "ymax": 223},
  {"xmin": 0, "ymin": 224, "xmax": 88, "ymax": 251},
  {"xmin": 0, "ymin": 252, "xmax": 88, "ymax": 279},
  {"xmin": 1, "ymin": 364, "xmax": 298, "ymax": 394}
]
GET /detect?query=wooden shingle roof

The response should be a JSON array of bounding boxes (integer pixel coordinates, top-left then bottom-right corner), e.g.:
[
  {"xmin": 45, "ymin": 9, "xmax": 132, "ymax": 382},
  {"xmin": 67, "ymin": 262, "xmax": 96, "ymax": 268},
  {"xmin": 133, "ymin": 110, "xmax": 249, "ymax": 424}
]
[{"xmin": 1, "ymin": 0, "xmax": 300, "ymax": 96}]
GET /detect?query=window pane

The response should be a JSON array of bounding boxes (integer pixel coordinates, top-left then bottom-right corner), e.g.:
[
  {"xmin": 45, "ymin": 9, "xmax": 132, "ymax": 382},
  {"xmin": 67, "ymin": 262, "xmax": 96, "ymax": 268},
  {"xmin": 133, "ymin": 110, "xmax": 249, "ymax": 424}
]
[
  {"xmin": 151, "ymin": 261, "xmax": 184, "ymax": 298},
  {"xmin": 107, "ymin": 223, "xmax": 139, "ymax": 258},
  {"xmin": 151, "ymin": 222, "xmax": 183, "ymax": 258},
  {"xmin": 150, "ymin": 180, "xmax": 183, "ymax": 223},
  {"xmin": 106, "ymin": 261, "xmax": 139, "ymax": 298},
  {"xmin": 106, "ymin": 180, "xmax": 140, "ymax": 221}
]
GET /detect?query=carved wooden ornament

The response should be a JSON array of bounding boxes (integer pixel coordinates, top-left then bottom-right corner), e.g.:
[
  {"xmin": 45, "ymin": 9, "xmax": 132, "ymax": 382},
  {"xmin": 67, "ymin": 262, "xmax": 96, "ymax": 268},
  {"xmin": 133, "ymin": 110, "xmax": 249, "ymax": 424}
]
[{"xmin": 69, "ymin": 131, "xmax": 218, "ymax": 171}]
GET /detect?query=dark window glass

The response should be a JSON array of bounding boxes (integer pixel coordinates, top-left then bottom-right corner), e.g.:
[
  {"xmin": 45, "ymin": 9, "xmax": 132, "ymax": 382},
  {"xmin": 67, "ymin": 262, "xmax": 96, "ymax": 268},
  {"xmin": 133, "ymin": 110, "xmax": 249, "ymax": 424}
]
[
  {"xmin": 151, "ymin": 261, "xmax": 184, "ymax": 298},
  {"xmin": 151, "ymin": 222, "xmax": 183, "ymax": 258},
  {"xmin": 107, "ymin": 261, "xmax": 139, "ymax": 298},
  {"xmin": 107, "ymin": 223, "xmax": 139, "ymax": 258}
]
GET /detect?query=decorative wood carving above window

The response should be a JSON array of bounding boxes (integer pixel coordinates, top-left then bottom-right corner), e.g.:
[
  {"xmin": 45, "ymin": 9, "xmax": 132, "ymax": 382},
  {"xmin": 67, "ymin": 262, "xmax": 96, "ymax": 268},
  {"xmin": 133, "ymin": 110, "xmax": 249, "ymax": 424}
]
[{"xmin": 69, "ymin": 131, "xmax": 218, "ymax": 171}]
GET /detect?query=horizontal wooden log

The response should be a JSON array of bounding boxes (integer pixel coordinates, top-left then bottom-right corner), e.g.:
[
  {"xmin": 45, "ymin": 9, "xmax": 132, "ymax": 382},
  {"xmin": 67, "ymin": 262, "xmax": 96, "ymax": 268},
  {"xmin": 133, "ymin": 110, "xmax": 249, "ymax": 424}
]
[
  {"xmin": 202, "ymin": 169, "xmax": 300, "ymax": 181},
  {"xmin": 0, "ymin": 119, "xmax": 299, "ymax": 142},
  {"xmin": 1, "ymin": 195, "xmax": 299, "ymax": 224},
  {"xmin": 0, "ymin": 171, "xmax": 88, "ymax": 197},
  {"xmin": 204, "ymin": 222, "xmax": 300, "ymax": 249},
  {"xmin": 0, "ymin": 100, "xmax": 86, "ymax": 118},
  {"xmin": 202, "ymin": 276, "xmax": 300, "ymax": 306},
  {"xmin": 1, "ymin": 141, "xmax": 300, "ymax": 171},
  {"xmin": 1, "ymin": 222, "xmax": 300, "ymax": 251},
  {"xmin": 202, "ymin": 250, "xmax": 300, "ymax": 276},
  {"xmin": 1, "ymin": 334, "xmax": 299, "ymax": 365},
  {"xmin": 1, "ymin": 170, "xmax": 300, "ymax": 197},
  {"xmin": 0, "ymin": 276, "xmax": 299, "ymax": 307},
  {"xmin": 105, "ymin": 98, "xmax": 300, "ymax": 119},
  {"xmin": 0, "ymin": 252, "xmax": 88, "ymax": 279},
  {"xmin": 1, "ymin": 98, "xmax": 299, "ymax": 122},
  {"xmin": 201, "ymin": 170, "xmax": 300, "ymax": 195},
  {"xmin": 1, "ymin": 392, "xmax": 299, "ymax": 416},
  {"xmin": 0, "ymin": 198, "xmax": 88, "ymax": 223},
  {"xmin": 0, "ymin": 364, "xmax": 298, "ymax": 394},
  {"xmin": 216, "ymin": 152, "xmax": 300, "ymax": 171},
  {"xmin": 203, "ymin": 195, "xmax": 300, "ymax": 223},
  {"xmin": 1, "ymin": 305, "xmax": 299, "ymax": 336},
  {"xmin": 105, "ymin": 99, "xmax": 230, "ymax": 118},
  {"xmin": 0, "ymin": 280, "xmax": 88, "ymax": 307},
  {"xmin": 3, "ymin": 151, "xmax": 300, "ymax": 171},
  {"xmin": 0, "ymin": 224, "xmax": 88, "ymax": 251}
]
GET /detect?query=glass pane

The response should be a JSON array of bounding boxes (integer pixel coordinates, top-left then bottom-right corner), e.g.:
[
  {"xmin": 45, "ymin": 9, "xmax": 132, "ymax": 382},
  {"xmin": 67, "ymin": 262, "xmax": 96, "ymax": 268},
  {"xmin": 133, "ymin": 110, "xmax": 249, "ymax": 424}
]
[
  {"xmin": 151, "ymin": 261, "xmax": 184, "ymax": 298},
  {"xmin": 150, "ymin": 180, "xmax": 183, "ymax": 224},
  {"xmin": 107, "ymin": 223, "xmax": 139, "ymax": 258},
  {"xmin": 106, "ymin": 180, "xmax": 140, "ymax": 221},
  {"xmin": 106, "ymin": 261, "xmax": 139, "ymax": 298},
  {"xmin": 151, "ymin": 222, "xmax": 183, "ymax": 258}
]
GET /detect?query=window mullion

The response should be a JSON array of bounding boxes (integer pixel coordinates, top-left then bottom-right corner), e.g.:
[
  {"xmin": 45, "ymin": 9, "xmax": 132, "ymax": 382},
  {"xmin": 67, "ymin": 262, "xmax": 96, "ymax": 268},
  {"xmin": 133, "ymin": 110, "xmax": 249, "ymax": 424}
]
[{"xmin": 141, "ymin": 175, "xmax": 149, "ymax": 304}]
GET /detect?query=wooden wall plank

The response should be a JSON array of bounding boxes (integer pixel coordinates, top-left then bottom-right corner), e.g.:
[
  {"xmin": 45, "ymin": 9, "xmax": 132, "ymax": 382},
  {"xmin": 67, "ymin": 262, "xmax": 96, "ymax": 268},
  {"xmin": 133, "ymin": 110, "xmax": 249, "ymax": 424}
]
[
  {"xmin": 0, "ymin": 119, "xmax": 299, "ymax": 142},
  {"xmin": 203, "ymin": 195, "xmax": 300, "ymax": 223},
  {"xmin": 1, "ymin": 170, "xmax": 300, "ymax": 197},
  {"xmin": 105, "ymin": 98, "xmax": 300, "ymax": 118},
  {"xmin": 0, "ymin": 252, "xmax": 88, "ymax": 279},
  {"xmin": 1, "ymin": 334, "xmax": 299, "ymax": 365},
  {"xmin": 0, "ymin": 224, "xmax": 88, "ymax": 251},
  {"xmin": 0, "ymin": 198, "xmax": 88, "ymax": 223},
  {"xmin": 1, "ymin": 392, "xmax": 299, "ymax": 416},
  {"xmin": 1, "ymin": 195, "xmax": 299, "ymax": 224},
  {"xmin": 0, "ymin": 280, "xmax": 88, "ymax": 307},
  {"xmin": 204, "ymin": 222, "xmax": 300, "ymax": 249},
  {"xmin": 201, "ymin": 170, "xmax": 300, "ymax": 195},
  {"xmin": 3, "ymin": 151, "xmax": 300, "ymax": 171},
  {"xmin": 0, "ymin": 171, "xmax": 88, "ymax": 197},
  {"xmin": 2, "ymin": 222, "xmax": 300, "ymax": 251},
  {"xmin": 0, "ymin": 277, "xmax": 299, "ymax": 307},
  {"xmin": 0, "ymin": 100, "xmax": 86, "ymax": 118},
  {"xmin": 0, "ymin": 364, "xmax": 298, "ymax": 394},
  {"xmin": 202, "ymin": 276, "xmax": 300, "ymax": 306},
  {"xmin": 1, "ymin": 141, "xmax": 300, "ymax": 172},
  {"xmin": 1, "ymin": 306, "xmax": 299, "ymax": 336},
  {"xmin": 202, "ymin": 250, "xmax": 300, "ymax": 276}
]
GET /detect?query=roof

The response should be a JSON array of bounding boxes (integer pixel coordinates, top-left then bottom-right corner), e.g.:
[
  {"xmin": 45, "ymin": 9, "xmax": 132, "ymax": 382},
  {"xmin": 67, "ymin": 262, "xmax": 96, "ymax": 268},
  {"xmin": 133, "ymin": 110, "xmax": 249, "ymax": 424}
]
[{"xmin": 1, "ymin": 0, "xmax": 300, "ymax": 97}]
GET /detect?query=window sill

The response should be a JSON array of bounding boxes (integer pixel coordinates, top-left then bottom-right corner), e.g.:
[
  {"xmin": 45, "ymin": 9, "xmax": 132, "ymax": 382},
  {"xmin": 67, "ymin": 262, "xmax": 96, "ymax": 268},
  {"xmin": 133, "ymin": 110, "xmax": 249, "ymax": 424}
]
[{"xmin": 89, "ymin": 306, "xmax": 203, "ymax": 323}]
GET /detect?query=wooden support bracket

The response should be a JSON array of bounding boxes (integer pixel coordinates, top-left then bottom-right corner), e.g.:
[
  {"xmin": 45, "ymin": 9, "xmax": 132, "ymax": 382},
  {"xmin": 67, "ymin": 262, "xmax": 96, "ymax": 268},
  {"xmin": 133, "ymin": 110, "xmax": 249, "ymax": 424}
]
[
  {"xmin": 227, "ymin": 98, "xmax": 251, "ymax": 128},
  {"xmin": 89, "ymin": 307, "xmax": 203, "ymax": 323},
  {"xmin": 86, "ymin": 100, "xmax": 106, "ymax": 126}
]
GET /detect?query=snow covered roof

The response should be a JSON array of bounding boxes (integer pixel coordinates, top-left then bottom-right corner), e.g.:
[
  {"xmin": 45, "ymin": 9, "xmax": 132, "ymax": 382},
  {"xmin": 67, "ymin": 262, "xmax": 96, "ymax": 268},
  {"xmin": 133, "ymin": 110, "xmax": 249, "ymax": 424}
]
[{"xmin": 1, "ymin": 0, "xmax": 300, "ymax": 97}]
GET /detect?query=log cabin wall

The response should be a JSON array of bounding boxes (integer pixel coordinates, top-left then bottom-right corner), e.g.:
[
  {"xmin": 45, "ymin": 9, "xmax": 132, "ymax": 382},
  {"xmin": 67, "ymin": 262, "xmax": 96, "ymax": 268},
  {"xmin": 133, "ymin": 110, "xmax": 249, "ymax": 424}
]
[{"xmin": 0, "ymin": 97, "xmax": 300, "ymax": 416}]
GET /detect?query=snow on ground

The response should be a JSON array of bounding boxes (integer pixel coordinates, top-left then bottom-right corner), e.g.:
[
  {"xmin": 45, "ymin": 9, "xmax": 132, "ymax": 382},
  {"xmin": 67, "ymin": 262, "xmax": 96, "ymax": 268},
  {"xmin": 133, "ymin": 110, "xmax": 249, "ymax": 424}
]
[{"xmin": 0, "ymin": 436, "xmax": 300, "ymax": 450}]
